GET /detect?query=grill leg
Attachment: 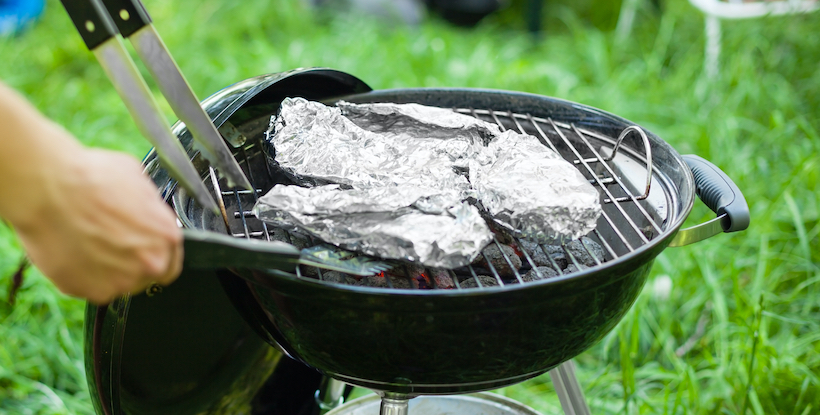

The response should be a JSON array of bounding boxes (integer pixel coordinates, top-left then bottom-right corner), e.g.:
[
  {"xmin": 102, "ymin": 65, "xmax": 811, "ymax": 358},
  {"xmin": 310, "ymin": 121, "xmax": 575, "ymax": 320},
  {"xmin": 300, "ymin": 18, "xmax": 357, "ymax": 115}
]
[
  {"xmin": 549, "ymin": 360, "xmax": 591, "ymax": 415},
  {"xmin": 315, "ymin": 378, "xmax": 347, "ymax": 414},
  {"xmin": 379, "ymin": 394, "xmax": 411, "ymax": 415}
]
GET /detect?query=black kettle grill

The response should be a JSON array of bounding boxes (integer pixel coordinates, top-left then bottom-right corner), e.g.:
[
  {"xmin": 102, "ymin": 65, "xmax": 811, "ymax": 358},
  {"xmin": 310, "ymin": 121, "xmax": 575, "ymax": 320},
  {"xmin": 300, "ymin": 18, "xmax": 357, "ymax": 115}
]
[{"xmin": 84, "ymin": 68, "xmax": 749, "ymax": 415}]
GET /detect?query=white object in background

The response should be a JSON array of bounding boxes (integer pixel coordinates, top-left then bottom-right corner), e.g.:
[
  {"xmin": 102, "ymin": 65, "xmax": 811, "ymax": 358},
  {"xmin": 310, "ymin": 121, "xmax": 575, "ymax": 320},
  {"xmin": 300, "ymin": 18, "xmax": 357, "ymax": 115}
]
[
  {"xmin": 616, "ymin": 0, "xmax": 643, "ymax": 40},
  {"xmin": 651, "ymin": 274, "xmax": 673, "ymax": 301},
  {"xmin": 687, "ymin": 0, "xmax": 820, "ymax": 78}
]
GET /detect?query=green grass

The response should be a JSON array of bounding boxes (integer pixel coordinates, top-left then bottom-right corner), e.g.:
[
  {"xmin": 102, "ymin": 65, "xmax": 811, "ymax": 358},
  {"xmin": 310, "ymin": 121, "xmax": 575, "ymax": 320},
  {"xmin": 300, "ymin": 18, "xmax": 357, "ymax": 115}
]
[{"xmin": 1, "ymin": 0, "xmax": 819, "ymax": 413}]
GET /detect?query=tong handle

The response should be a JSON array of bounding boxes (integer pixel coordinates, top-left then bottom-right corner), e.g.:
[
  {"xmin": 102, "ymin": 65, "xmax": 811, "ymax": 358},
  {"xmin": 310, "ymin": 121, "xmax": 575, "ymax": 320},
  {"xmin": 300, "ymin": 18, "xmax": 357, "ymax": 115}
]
[
  {"xmin": 59, "ymin": 0, "xmax": 222, "ymax": 214},
  {"xmin": 100, "ymin": 0, "xmax": 151, "ymax": 37},
  {"xmin": 182, "ymin": 229, "xmax": 300, "ymax": 271},
  {"xmin": 60, "ymin": 0, "xmax": 119, "ymax": 49},
  {"xmin": 98, "ymin": 0, "xmax": 253, "ymax": 191}
]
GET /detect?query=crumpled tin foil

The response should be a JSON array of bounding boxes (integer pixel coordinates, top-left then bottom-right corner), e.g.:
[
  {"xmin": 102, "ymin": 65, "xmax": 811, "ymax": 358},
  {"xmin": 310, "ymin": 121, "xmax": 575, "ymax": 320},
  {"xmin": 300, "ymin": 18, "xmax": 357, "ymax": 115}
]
[
  {"xmin": 255, "ymin": 184, "xmax": 491, "ymax": 267},
  {"xmin": 254, "ymin": 98, "xmax": 601, "ymax": 268},
  {"xmin": 468, "ymin": 132, "xmax": 602, "ymax": 242}
]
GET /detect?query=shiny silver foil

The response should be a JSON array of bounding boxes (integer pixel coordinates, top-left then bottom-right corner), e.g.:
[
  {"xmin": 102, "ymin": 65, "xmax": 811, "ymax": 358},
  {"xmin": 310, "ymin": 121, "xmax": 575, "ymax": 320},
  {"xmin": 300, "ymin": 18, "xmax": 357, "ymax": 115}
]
[
  {"xmin": 254, "ymin": 98, "xmax": 601, "ymax": 267},
  {"xmin": 468, "ymin": 132, "xmax": 602, "ymax": 241},
  {"xmin": 255, "ymin": 184, "xmax": 491, "ymax": 267}
]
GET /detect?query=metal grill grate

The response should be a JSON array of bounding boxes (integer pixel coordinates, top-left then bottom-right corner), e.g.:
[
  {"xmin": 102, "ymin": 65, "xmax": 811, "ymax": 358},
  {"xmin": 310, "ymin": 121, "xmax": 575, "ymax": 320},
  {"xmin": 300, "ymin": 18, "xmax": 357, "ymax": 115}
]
[{"xmin": 204, "ymin": 108, "xmax": 666, "ymax": 290}]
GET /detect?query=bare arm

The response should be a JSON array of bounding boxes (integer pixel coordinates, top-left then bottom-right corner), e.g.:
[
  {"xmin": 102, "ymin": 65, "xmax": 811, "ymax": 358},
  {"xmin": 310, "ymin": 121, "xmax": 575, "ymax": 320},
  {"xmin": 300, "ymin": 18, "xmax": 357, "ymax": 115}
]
[{"xmin": 0, "ymin": 81, "xmax": 182, "ymax": 304}]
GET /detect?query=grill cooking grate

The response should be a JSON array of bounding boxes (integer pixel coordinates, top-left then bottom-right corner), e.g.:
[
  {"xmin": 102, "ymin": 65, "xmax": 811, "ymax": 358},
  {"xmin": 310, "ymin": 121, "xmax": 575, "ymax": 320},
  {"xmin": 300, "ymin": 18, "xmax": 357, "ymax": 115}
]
[{"xmin": 203, "ymin": 108, "xmax": 666, "ymax": 290}]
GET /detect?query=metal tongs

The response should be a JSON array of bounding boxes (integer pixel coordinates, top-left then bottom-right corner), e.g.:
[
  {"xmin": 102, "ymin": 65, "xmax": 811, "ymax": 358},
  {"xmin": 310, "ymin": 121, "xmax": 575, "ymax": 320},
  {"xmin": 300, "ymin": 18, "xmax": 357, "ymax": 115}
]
[
  {"xmin": 60, "ymin": 0, "xmax": 252, "ymax": 213},
  {"xmin": 60, "ymin": 0, "xmax": 393, "ymax": 277}
]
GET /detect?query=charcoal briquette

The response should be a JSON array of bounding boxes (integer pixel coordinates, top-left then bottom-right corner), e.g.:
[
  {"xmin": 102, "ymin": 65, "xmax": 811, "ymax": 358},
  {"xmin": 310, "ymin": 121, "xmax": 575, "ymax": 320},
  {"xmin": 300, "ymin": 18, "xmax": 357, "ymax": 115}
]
[
  {"xmin": 459, "ymin": 275, "xmax": 500, "ymax": 288},
  {"xmin": 564, "ymin": 264, "xmax": 584, "ymax": 274},
  {"xmin": 428, "ymin": 269, "xmax": 455, "ymax": 289},
  {"xmin": 518, "ymin": 240, "xmax": 567, "ymax": 269},
  {"xmin": 564, "ymin": 237, "xmax": 605, "ymax": 268},
  {"xmin": 522, "ymin": 266, "xmax": 558, "ymax": 282},
  {"xmin": 472, "ymin": 244, "xmax": 522, "ymax": 277},
  {"xmin": 357, "ymin": 275, "xmax": 417, "ymax": 289},
  {"xmin": 320, "ymin": 271, "xmax": 358, "ymax": 285},
  {"xmin": 269, "ymin": 227, "xmax": 291, "ymax": 243},
  {"xmin": 288, "ymin": 232, "xmax": 313, "ymax": 250}
]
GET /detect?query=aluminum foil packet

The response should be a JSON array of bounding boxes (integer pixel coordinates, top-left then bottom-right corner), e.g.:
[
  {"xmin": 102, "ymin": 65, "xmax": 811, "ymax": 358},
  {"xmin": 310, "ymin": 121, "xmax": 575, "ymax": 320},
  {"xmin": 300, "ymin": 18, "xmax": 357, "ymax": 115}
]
[
  {"xmin": 256, "ymin": 184, "xmax": 491, "ymax": 267},
  {"xmin": 468, "ymin": 132, "xmax": 602, "ymax": 242},
  {"xmin": 254, "ymin": 98, "xmax": 601, "ymax": 267}
]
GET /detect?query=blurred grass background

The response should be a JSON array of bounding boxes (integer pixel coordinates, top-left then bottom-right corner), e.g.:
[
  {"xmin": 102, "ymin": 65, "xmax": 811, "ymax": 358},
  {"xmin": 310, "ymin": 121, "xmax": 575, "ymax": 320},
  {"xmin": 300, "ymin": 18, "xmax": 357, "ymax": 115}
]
[{"xmin": 0, "ymin": 0, "xmax": 818, "ymax": 413}]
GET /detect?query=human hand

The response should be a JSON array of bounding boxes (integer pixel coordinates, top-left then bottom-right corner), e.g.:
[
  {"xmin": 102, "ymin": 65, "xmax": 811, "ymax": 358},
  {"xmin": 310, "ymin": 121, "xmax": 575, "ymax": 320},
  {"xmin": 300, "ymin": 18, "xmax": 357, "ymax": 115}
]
[
  {"xmin": 0, "ymin": 82, "xmax": 183, "ymax": 304},
  {"xmin": 10, "ymin": 141, "xmax": 183, "ymax": 305}
]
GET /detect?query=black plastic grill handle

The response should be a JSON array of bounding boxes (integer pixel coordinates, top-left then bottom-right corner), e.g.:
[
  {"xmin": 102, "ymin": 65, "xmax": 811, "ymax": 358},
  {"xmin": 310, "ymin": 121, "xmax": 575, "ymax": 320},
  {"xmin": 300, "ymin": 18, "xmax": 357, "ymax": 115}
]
[{"xmin": 683, "ymin": 154, "xmax": 750, "ymax": 232}]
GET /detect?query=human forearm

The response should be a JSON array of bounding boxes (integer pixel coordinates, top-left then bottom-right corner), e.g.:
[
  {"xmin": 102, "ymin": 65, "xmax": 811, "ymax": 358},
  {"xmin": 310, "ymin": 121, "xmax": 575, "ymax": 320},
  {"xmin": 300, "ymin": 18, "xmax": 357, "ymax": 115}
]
[{"xmin": 0, "ymin": 82, "xmax": 85, "ymax": 227}]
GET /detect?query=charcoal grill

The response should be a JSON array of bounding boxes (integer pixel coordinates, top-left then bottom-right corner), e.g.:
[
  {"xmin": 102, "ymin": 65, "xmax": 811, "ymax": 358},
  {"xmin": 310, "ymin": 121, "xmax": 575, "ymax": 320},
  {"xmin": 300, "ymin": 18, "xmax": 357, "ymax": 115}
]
[{"xmin": 84, "ymin": 68, "xmax": 748, "ymax": 415}]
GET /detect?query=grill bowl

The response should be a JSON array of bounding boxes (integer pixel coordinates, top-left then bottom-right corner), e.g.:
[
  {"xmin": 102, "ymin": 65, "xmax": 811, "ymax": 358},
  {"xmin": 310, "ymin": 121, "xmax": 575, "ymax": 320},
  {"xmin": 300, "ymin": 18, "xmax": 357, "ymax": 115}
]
[{"xmin": 154, "ymin": 69, "xmax": 698, "ymax": 395}]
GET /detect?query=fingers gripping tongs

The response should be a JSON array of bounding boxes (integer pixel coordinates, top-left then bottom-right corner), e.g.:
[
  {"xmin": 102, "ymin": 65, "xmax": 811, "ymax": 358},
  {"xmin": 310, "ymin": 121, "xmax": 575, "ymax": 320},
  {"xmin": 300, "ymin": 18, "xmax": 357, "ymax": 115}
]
[{"xmin": 60, "ymin": 0, "xmax": 252, "ymax": 214}]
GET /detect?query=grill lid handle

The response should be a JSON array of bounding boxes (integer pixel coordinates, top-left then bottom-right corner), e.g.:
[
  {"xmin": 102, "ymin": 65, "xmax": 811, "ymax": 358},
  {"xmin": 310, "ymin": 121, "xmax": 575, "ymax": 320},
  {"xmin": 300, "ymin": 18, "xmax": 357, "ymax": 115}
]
[{"xmin": 669, "ymin": 155, "xmax": 750, "ymax": 247}]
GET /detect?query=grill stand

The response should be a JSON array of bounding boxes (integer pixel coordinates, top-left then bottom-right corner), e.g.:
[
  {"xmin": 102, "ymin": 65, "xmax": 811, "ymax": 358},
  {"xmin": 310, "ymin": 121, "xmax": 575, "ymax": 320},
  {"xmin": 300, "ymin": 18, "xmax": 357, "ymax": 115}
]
[
  {"xmin": 316, "ymin": 377, "xmax": 348, "ymax": 413},
  {"xmin": 379, "ymin": 394, "xmax": 411, "ymax": 415},
  {"xmin": 317, "ymin": 361, "xmax": 590, "ymax": 415},
  {"xmin": 549, "ymin": 361, "xmax": 591, "ymax": 415}
]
